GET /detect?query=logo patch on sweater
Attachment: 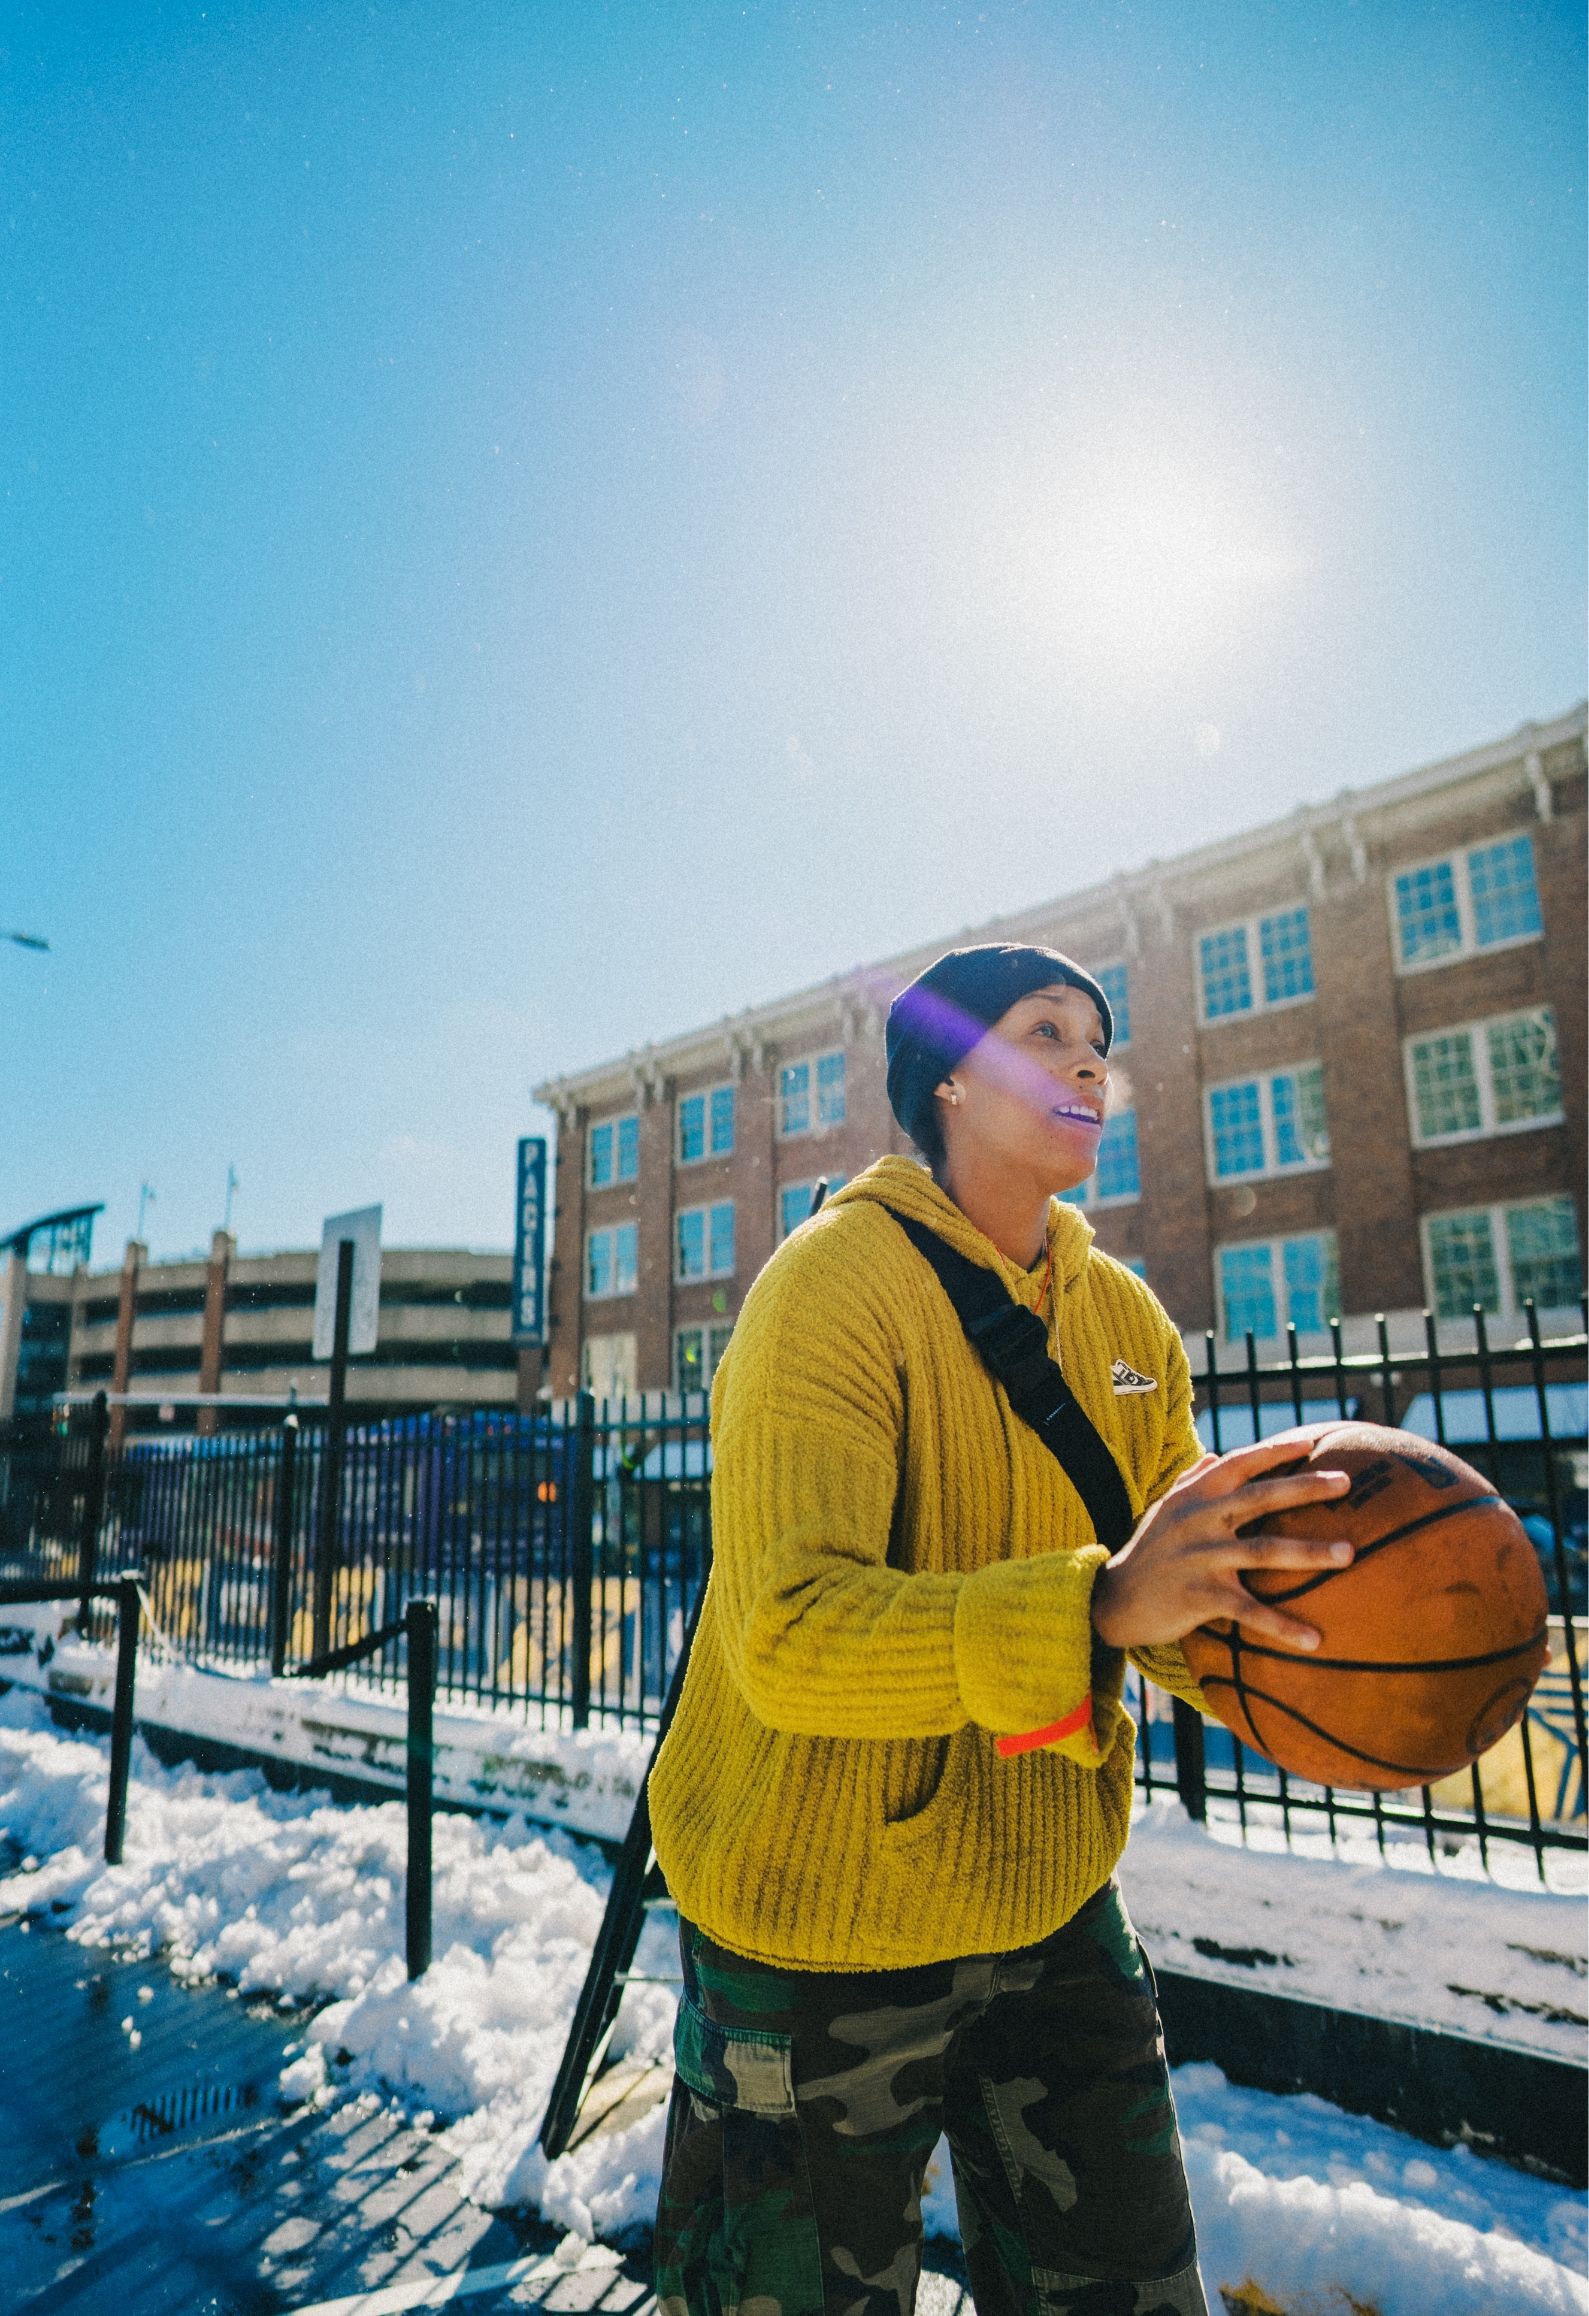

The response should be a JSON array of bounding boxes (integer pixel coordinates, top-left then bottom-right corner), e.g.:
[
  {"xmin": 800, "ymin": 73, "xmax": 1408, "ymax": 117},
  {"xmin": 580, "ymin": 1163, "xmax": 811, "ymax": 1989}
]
[{"xmin": 1110, "ymin": 1359, "xmax": 1157, "ymax": 1395}]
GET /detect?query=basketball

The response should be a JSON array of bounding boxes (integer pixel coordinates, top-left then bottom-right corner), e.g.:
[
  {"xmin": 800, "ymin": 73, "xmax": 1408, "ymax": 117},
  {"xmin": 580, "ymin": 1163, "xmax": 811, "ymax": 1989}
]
[{"xmin": 1179, "ymin": 1421, "xmax": 1551, "ymax": 1791}]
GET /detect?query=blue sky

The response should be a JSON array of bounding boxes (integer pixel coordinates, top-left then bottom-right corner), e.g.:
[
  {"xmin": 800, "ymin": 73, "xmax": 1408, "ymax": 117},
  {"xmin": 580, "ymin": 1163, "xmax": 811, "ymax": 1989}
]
[{"xmin": 4, "ymin": 1, "xmax": 1583, "ymax": 1264}]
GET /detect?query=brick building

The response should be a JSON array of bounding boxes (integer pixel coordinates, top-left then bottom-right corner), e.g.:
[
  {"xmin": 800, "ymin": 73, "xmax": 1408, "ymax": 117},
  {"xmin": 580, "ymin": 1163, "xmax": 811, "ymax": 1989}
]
[{"xmin": 534, "ymin": 707, "xmax": 1587, "ymax": 1400}]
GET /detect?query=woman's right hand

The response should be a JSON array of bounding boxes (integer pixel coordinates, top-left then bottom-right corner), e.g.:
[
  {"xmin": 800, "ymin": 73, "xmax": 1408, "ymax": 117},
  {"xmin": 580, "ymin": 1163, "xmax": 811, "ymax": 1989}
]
[{"xmin": 1091, "ymin": 1435, "xmax": 1355, "ymax": 1655}]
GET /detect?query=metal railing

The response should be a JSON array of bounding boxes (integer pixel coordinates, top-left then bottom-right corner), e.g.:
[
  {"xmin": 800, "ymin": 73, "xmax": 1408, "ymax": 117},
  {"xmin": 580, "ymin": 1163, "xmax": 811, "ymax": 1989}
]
[
  {"xmin": 0, "ymin": 1573, "xmax": 441, "ymax": 1979},
  {"xmin": 0, "ymin": 1574, "xmax": 144, "ymax": 1864},
  {"xmin": 1136, "ymin": 1303, "xmax": 1587, "ymax": 1881},
  {"xmin": 0, "ymin": 1302, "xmax": 1583, "ymax": 1880},
  {"xmin": 0, "ymin": 1393, "xmax": 708, "ymax": 1732}
]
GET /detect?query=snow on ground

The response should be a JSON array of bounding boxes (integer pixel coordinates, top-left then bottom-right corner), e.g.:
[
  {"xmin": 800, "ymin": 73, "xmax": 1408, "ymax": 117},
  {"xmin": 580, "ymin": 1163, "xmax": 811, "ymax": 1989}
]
[
  {"xmin": 1118, "ymin": 1793, "xmax": 1588, "ymax": 2061},
  {"xmin": 0, "ymin": 1688, "xmax": 1584, "ymax": 2313},
  {"xmin": 920, "ymin": 2067, "xmax": 1589, "ymax": 2314},
  {"xmin": 0, "ymin": 1604, "xmax": 654, "ymax": 1841}
]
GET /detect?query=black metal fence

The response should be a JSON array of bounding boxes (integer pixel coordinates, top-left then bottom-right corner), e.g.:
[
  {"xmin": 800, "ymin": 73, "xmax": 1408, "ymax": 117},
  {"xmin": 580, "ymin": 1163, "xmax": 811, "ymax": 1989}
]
[
  {"xmin": 0, "ymin": 1303, "xmax": 1583, "ymax": 1881},
  {"xmin": 1138, "ymin": 1304, "xmax": 1586, "ymax": 1882},
  {"xmin": 0, "ymin": 1393, "xmax": 708, "ymax": 1732}
]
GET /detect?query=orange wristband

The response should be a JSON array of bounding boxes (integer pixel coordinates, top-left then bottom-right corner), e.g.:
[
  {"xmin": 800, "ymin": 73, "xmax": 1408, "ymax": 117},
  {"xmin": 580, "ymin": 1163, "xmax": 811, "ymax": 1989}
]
[{"xmin": 994, "ymin": 1695, "xmax": 1094, "ymax": 1759}]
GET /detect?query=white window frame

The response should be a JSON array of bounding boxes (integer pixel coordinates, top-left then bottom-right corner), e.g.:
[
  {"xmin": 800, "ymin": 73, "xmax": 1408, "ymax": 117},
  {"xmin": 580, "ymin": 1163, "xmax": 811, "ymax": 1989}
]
[
  {"xmin": 584, "ymin": 1222, "xmax": 638, "ymax": 1301},
  {"xmin": 676, "ymin": 1081, "xmax": 736, "ymax": 1167},
  {"xmin": 1195, "ymin": 906, "xmax": 1315, "ymax": 1025},
  {"xmin": 1420, "ymin": 1198, "xmax": 1584, "ymax": 1322},
  {"xmin": 1214, "ymin": 1230, "xmax": 1340, "ymax": 1343},
  {"xmin": 777, "ymin": 1047, "xmax": 847, "ymax": 1138},
  {"xmin": 674, "ymin": 1320, "xmax": 736, "ymax": 1395},
  {"xmin": 1093, "ymin": 958, "xmax": 1132, "ymax": 1050},
  {"xmin": 1403, "ymin": 1008, "xmax": 1562, "ymax": 1148},
  {"xmin": 675, "ymin": 1199, "xmax": 736, "ymax": 1284},
  {"xmin": 588, "ymin": 1112, "xmax": 640, "ymax": 1190},
  {"xmin": 582, "ymin": 1331, "xmax": 638, "ymax": 1398},
  {"xmin": 1388, "ymin": 835, "xmax": 1544, "ymax": 976},
  {"xmin": 1203, "ymin": 1065, "xmax": 1330, "ymax": 1183}
]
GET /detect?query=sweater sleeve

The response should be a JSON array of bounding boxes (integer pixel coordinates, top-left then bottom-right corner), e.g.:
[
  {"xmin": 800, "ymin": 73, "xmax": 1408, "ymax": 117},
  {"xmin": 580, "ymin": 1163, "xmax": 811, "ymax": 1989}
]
[
  {"xmin": 706, "ymin": 1223, "xmax": 1112, "ymax": 1765},
  {"xmin": 1125, "ymin": 1322, "xmax": 1212, "ymax": 1714}
]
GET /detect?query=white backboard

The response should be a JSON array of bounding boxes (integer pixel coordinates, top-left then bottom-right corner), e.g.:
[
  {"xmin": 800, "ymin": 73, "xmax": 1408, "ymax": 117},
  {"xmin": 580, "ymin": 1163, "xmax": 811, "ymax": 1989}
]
[{"xmin": 313, "ymin": 1205, "xmax": 383, "ymax": 1359}]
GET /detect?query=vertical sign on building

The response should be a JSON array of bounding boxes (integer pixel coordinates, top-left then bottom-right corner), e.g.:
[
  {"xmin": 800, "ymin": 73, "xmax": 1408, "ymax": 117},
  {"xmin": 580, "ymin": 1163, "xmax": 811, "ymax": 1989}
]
[{"xmin": 511, "ymin": 1137, "xmax": 548, "ymax": 1345}]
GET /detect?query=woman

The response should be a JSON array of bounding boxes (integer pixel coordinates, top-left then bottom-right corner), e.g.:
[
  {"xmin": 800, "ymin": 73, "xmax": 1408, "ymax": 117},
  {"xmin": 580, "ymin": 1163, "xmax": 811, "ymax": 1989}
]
[{"xmin": 650, "ymin": 942, "xmax": 1353, "ymax": 2316}]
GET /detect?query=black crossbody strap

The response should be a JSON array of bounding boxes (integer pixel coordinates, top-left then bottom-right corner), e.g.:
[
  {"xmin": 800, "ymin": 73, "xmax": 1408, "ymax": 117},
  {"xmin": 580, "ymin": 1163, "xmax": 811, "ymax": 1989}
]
[{"xmin": 892, "ymin": 1212, "xmax": 1137, "ymax": 1552}]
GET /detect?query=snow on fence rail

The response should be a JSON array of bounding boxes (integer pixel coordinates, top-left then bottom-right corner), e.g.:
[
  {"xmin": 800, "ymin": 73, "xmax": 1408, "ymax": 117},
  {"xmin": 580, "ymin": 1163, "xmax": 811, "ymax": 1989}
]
[
  {"xmin": 0, "ymin": 1572, "xmax": 445, "ymax": 1981},
  {"xmin": 0, "ymin": 1305, "xmax": 1584, "ymax": 1881}
]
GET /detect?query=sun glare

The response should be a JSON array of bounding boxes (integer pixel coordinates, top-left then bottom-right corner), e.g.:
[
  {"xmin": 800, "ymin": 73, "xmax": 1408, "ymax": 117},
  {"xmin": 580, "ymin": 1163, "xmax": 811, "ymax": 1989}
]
[{"xmin": 1035, "ymin": 437, "xmax": 1305, "ymax": 675}]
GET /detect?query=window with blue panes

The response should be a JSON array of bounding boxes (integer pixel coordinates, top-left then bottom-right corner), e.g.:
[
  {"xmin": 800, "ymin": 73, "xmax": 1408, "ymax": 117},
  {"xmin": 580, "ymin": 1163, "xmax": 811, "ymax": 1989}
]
[
  {"xmin": 1258, "ymin": 907, "xmax": 1315, "ymax": 1004},
  {"xmin": 778, "ymin": 1062, "xmax": 809, "ymax": 1136},
  {"xmin": 1271, "ymin": 1074, "xmax": 1306, "ymax": 1164},
  {"xmin": 1198, "ymin": 909, "xmax": 1314, "ymax": 1022},
  {"xmin": 1207, "ymin": 1082, "xmax": 1266, "ymax": 1177},
  {"xmin": 1392, "ymin": 835, "xmax": 1543, "ymax": 971},
  {"xmin": 589, "ymin": 1114, "xmax": 640, "ymax": 1188},
  {"xmin": 1207, "ymin": 1066, "xmax": 1328, "ymax": 1180},
  {"xmin": 711, "ymin": 1203, "xmax": 735, "ymax": 1273},
  {"xmin": 1394, "ymin": 860, "xmax": 1462, "ymax": 965},
  {"xmin": 678, "ymin": 1083, "xmax": 736, "ymax": 1165},
  {"xmin": 1094, "ymin": 1107, "xmax": 1140, "ymax": 1202},
  {"xmin": 1469, "ymin": 837, "xmax": 1543, "ymax": 947},
  {"xmin": 779, "ymin": 1050, "xmax": 847, "ymax": 1135},
  {"xmin": 1197, "ymin": 926, "xmax": 1252, "ymax": 1019},
  {"xmin": 1282, "ymin": 1234, "xmax": 1337, "ymax": 1333},
  {"xmin": 1217, "ymin": 1232, "xmax": 1338, "ymax": 1341},
  {"xmin": 779, "ymin": 1176, "xmax": 846, "ymax": 1239},
  {"xmin": 585, "ymin": 1222, "xmax": 638, "ymax": 1299},
  {"xmin": 676, "ymin": 1200, "xmax": 736, "ymax": 1282},
  {"xmin": 1061, "ymin": 1110, "xmax": 1139, "ymax": 1207},
  {"xmin": 1218, "ymin": 1244, "xmax": 1277, "ymax": 1339},
  {"xmin": 817, "ymin": 1051, "xmax": 847, "ymax": 1127},
  {"xmin": 1094, "ymin": 961, "xmax": 1131, "ymax": 1048}
]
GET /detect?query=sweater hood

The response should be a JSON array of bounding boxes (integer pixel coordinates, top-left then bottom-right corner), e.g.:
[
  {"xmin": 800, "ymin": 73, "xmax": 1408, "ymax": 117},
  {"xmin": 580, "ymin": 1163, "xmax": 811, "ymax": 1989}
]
[{"xmin": 827, "ymin": 1155, "xmax": 1095, "ymax": 1309}]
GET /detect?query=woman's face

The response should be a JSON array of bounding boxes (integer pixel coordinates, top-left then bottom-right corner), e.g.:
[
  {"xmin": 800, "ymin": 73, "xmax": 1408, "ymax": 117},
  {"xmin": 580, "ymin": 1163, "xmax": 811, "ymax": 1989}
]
[{"xmin": 936, "ymin": 982, "xmax": 1109, "ymax": 1194}]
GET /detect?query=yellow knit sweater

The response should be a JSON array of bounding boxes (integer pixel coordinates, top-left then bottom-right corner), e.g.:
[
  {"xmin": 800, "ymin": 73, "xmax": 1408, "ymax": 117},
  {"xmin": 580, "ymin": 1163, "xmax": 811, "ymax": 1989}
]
[{"xmin": 648, "ymin": 1156, "xmax": 1208, "ymax": 1970}]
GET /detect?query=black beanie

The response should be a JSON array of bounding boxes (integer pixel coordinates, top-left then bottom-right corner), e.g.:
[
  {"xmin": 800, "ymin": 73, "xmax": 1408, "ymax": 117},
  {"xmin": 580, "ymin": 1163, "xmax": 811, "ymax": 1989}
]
[{"xmin": 884, "ymin": 943, "xmax": 1114, "ymax": 1156}]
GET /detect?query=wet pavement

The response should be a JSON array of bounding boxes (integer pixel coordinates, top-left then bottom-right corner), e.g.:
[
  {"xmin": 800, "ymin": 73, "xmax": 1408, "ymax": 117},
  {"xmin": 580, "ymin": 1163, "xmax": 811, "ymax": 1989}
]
[{"xmin": 0, "ymin": 1917, "xmax": 652, "ymax": 2315}]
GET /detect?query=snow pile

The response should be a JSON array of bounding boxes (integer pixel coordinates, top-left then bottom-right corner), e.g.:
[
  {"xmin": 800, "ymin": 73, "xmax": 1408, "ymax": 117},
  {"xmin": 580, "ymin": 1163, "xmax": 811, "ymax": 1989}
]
[
  {"xmin": 913, "ymin": 2064, "xmax": 1587, "ymax": 2314},
  {"xmin": 1118, "ymin": 1795, "xmax": 1587, "ymax": 2059},
  {"xmin": 1176, "ymin": 2065, "xmax": 1586, "ymax": 2316},
  {"xmin": 0, "ymin": 1604, "xmax": 653, "ymax": 1841},
  {"xmin": 1, "ymin": 1689, "xmax": 1584, "ymax": 2301},
  {"xmin": 0, "ymin": 1688, "xmax": 672, "ymax": 2233}
]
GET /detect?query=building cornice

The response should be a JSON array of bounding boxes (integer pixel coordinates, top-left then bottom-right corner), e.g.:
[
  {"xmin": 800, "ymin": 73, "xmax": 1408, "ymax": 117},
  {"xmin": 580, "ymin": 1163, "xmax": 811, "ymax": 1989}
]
[{"xmin": 534, "ymin": 704, "xmax": 1586, "ymax": 1111}]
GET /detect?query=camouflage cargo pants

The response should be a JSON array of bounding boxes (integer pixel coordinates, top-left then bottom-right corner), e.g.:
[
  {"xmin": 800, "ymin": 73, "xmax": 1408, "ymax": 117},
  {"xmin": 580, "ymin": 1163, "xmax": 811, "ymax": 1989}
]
[{"xmin": 654, "ymin": 1879, "xmax": 1206, "ymax": 2316}]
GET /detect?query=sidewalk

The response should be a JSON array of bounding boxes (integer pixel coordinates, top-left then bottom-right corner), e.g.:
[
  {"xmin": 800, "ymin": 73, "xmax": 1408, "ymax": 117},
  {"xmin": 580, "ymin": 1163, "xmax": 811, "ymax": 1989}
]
[
  {"xmin": 0, "ymin": 1912, "xmax": 978, "ymax": 2316},
  {"xmin": 0, "ymin": 1916, "xmax": 648, "ymax": 2315}
]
